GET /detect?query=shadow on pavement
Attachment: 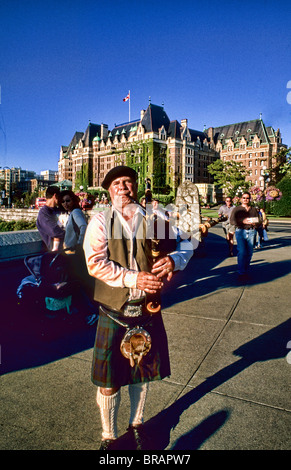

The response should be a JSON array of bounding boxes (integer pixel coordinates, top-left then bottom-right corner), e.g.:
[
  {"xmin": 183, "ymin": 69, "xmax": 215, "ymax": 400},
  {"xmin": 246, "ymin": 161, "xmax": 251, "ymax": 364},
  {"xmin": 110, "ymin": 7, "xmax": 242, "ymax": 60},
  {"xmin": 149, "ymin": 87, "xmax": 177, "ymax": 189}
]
[
  {"xmin": 0, "ymin": 307, "xmax": 97, "ymax": 375},
  {"xmin": 1, "ymin": 232, "xmax": 291, "ymax": 376},
  {"xmin": 162, "ymin": 233, "xmax": 291, "ymax": 308},
  {"xmin": 171, "ymin": 409, "xmax": 229, "ymax": 450},
  {"xmin": 110, "ymin": 318, "xmax": 291, "ymax": 450}
]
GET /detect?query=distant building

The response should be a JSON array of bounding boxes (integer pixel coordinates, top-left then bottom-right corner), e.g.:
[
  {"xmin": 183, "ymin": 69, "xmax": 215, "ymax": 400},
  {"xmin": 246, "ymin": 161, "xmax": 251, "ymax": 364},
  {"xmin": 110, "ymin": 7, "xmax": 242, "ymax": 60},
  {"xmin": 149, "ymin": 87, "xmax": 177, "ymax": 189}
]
[
  {"xmin": 59, "ymin": 103, "xmax": 220, "ymax": 201},
  {"xmin": 0, "ymin": 167, "xmax": 58, "ymax": 203},
  {"xmin": 58, "ymin": 105, "xmax": 287, "ymax": 203},
  {"xmin": 206, "ymin": 118, "xmax": 286, "ymax": 188},
  {"xmin": 40, "ymin": 170, "xmax": 58, "ymax": 181},
  {"xmin": 0, "ymin": 167, "xmax": 37, "ymax": 202}
]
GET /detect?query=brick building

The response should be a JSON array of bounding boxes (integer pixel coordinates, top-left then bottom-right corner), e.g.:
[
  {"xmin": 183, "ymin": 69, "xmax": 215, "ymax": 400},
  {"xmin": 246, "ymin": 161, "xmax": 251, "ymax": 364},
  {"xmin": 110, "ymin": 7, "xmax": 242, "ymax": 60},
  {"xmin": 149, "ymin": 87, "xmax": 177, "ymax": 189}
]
[
  {"xmin": 58, "ymin": 103, "xmax": 219, "ymax": 200},
  {"xmin": 206, "ymin": 117, "xmax": 286, "ymax": 188},
  {"xmin": 58, "ymin": 106, "xmax": 287, "ymax": 201}
]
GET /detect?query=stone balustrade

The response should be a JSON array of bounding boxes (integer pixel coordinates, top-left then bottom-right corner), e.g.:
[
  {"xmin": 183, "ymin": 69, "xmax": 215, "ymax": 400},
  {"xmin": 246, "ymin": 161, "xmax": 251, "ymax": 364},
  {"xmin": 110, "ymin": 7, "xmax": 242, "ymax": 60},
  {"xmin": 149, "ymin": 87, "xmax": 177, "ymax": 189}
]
[
  {"xmin": 0, "ymin": 209, "xmax": 97, "ymax": 261},
  {"xmin": 0, "ymin": 230, "xmax": 46, "ymax": 260}
]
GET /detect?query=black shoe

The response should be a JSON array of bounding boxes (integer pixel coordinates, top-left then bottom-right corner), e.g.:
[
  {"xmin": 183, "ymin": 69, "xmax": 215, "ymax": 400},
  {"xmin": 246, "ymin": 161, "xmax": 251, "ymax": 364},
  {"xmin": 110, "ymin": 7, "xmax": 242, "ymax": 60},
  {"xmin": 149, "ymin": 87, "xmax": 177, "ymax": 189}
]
[
  {"xmin": 99, "ymin": 439, "xmax": 115, "ymax": 450},
  {"xmin": 127, "ymin": 424, "xmax": 152, "ymax": 450}
]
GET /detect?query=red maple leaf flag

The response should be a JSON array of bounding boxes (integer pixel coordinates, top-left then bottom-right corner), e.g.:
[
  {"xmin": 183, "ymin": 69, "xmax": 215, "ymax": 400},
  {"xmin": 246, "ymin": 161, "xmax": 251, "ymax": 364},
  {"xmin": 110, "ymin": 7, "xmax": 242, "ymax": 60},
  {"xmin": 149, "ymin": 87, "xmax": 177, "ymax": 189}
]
[{"xmin": 123, "ymin": 92, "xmax": 130, "ymax": 102}]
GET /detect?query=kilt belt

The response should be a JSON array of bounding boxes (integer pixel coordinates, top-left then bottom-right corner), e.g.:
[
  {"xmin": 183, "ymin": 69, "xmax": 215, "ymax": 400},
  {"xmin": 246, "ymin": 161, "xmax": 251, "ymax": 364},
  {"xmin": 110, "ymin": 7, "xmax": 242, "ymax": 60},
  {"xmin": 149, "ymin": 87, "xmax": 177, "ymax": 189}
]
[{"xmin": 101, "ymin": 297, "xmax": 147, "ymax": 318}]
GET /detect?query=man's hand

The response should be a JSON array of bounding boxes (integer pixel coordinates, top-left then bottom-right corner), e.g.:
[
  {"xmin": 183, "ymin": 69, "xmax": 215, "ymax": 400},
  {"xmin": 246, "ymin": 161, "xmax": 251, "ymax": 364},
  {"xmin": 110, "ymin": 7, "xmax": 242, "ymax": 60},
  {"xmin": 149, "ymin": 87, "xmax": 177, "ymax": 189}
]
[
  {"xmin": 136, "ymin": 271, "xmax": 164, "ymax": 294},
  {"xmin": 151, "ymin": 256, "xmax": 175, "ymax": 281}
]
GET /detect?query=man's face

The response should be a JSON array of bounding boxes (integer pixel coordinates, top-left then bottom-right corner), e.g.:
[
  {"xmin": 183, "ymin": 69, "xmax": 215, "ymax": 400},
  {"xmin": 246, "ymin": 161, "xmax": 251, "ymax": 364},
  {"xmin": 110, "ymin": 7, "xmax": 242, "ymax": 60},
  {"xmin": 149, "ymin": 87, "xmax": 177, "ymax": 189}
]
[
  {"xmin": 108, "ymin": 175, "xmax": 138, "ymax": 210},
  {"xmin": 241, "ymin": 194, "xmax": 250, "ymax": 205},
  {"xmin": 225, "ymin": 198, "xmax": 232, "ymax": 207},
  {"xmin": 52, "ymin": 193, "xmax": 59, "ymax": 207}
]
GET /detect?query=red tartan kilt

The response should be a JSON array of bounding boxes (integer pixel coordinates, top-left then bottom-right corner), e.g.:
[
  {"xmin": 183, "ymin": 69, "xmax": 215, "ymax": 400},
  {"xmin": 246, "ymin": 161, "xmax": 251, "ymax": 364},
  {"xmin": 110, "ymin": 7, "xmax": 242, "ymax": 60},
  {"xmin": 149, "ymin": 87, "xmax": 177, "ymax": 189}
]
[{"xmin": 91, "ymin": 307, "xmax": 171, "ymax": 388}]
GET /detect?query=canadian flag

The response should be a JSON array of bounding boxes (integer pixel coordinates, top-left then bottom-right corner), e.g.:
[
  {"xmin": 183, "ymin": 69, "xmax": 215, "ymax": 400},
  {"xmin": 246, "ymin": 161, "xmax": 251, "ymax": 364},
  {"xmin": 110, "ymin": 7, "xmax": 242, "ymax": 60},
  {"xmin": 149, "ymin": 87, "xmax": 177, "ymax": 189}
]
[{"xmin": 123, "ymin": 92, "xmax": 130, "ymax": 102}]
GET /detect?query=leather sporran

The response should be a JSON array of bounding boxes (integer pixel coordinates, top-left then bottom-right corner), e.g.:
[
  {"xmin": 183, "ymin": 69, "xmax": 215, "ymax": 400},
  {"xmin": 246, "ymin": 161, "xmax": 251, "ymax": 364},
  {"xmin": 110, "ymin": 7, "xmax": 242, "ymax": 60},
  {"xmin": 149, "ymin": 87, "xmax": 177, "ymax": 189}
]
[{"xmin": 120, "ymin": 326, "xmax": 152, "ymax": 367}]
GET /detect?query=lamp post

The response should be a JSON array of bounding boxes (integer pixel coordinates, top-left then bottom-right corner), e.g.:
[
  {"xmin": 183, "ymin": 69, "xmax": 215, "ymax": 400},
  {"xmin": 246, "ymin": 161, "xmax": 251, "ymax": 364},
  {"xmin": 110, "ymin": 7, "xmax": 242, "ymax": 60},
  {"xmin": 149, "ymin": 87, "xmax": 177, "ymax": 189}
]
[{"xmin": 259, "ymin": 165, "xmax": 269, "ymax": 209}]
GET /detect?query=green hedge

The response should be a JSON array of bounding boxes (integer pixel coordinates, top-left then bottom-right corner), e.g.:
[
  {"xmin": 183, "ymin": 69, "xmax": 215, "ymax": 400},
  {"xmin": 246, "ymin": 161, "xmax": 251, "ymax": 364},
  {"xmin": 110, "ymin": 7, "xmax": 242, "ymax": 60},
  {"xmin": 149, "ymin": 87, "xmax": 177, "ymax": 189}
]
[
  {"xmin": 270, "ymin": 176, "xmax": 291, "ymax": 217},
  {"xmin": 0, "ymin": 218, "xmax": 37, "ymax": 232}
]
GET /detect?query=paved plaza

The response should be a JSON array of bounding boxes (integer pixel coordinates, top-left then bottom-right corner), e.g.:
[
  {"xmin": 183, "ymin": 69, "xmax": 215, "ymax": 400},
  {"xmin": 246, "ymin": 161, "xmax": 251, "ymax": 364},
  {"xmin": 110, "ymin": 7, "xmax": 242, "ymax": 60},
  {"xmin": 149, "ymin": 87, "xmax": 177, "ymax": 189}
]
[{"xmin": 0, "ymin": 221, "xmax": 290, "ymax": 451}]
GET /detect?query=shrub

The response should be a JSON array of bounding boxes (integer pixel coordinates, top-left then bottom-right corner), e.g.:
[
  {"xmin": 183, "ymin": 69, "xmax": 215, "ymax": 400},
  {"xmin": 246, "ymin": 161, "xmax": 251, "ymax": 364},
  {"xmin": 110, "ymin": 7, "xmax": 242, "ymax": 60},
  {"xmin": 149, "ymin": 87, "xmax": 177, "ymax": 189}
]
[
  {"xmin": 270, "ymin": 176, "xmax": 291, "ymax": 217},
  {"xmin": 0, "ymin": 218, "xmax": 37, "ymax": 232},
  {"xmin": 152, "ymin": 194, "xmax": 175, "ymax": 205}
]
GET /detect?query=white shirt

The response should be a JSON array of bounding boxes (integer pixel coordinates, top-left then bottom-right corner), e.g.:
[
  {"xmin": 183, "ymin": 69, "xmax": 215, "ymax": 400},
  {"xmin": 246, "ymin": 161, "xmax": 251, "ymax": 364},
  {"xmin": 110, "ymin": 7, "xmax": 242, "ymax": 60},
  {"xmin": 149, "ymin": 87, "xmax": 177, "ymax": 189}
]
[{"xmin": 83, "ymin": 205, "xmax": 193, "ymax": 299}]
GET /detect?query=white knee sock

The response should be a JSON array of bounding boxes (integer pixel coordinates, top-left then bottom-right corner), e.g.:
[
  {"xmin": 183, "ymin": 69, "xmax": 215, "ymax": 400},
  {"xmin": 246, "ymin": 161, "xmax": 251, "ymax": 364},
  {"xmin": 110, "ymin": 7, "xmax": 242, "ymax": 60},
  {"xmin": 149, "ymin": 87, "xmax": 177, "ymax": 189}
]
[
  {"xmin": 96, "ymin": 388, "xmax": 121, "ymax": 440},
  {"xmin": 128, "ymin": 382, "xmax": 149, "ymax": 427}
]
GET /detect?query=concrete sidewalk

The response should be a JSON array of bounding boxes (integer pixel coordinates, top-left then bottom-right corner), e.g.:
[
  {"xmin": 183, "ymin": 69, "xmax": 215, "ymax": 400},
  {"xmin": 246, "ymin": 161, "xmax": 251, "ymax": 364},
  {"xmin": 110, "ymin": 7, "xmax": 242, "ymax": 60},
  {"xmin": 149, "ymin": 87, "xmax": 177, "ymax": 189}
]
[{"xmin": 0, "ymin": 222, "xmax": 290, "ymax": 451}]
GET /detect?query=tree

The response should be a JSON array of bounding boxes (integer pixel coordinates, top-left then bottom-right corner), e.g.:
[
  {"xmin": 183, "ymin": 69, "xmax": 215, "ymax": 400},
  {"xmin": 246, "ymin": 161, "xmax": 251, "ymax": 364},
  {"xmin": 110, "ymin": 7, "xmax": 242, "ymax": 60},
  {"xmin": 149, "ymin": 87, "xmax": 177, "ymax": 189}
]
[
  {"xmin": 207, "ymin": 160, "xmax": 250, "ymax": 197},
  {"xmin": 277, "ymin": 147, "xmax": 291, "ymax": 181},
  {"xmin": 270, "ymin": 175, "xmax": 291, "ymax": 217}
]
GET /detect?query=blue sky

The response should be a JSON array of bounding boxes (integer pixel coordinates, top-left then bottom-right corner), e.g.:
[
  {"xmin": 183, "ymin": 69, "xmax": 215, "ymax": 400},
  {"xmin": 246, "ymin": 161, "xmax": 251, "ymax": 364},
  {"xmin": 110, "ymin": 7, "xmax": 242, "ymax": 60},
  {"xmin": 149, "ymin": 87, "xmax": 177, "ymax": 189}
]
[{"xmin": 1, "ymin": 0, "xmax": 291, "ymax": 174}]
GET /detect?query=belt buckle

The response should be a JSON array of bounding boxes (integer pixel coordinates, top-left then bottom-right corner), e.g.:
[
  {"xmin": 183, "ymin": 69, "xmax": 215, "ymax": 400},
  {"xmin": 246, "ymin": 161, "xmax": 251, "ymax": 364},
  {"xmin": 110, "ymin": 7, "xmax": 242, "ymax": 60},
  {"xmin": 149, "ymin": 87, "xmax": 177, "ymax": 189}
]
[{"xmin": 123, "ymin": 304, "xmax": 143, "ymax": 317}]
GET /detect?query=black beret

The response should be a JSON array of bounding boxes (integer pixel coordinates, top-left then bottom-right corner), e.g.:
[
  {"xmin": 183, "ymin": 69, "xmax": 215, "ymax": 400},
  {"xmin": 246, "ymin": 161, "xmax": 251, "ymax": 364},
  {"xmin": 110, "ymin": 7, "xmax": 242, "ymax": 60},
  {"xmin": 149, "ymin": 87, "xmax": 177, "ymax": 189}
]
[{"xmin": 101, "ymin": 166, "xmax": 138, "ymax": 190}]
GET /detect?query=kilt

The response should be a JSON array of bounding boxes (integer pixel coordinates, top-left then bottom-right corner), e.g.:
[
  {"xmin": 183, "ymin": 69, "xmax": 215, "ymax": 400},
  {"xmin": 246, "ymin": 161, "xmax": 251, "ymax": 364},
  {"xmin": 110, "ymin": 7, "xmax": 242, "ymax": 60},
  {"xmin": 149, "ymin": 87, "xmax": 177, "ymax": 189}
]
[{"xmin": 91, "ymin": 306, "xmax": 171, "ymax": 388}]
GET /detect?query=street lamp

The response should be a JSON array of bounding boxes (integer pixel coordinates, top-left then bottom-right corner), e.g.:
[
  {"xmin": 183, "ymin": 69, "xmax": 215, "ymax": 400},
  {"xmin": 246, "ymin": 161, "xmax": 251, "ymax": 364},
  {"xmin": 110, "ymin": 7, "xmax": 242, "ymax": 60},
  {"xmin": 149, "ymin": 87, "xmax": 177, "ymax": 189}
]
[{"xmin": 259, "ymin": 165, "xmax": 269, "ymax": 208}]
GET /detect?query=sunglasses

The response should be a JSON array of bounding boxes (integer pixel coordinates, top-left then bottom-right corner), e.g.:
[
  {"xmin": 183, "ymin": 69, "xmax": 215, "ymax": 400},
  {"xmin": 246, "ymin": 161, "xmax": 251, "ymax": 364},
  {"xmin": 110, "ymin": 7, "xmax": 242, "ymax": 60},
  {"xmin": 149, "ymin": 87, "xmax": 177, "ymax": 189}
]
[{"xmin": 62, "ymin": 199, "xmax": 72, "ymax": 203}]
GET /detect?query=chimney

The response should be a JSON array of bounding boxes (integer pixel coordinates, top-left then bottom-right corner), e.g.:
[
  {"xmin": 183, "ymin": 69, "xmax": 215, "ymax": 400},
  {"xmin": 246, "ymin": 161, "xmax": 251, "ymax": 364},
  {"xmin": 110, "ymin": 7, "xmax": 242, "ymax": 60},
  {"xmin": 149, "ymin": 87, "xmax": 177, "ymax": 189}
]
[
  {"xmin": 101, "ymin": 123, "xmax": 108, "ymax": 140},
  {"xmin": 208, "ymin": 127, "xmax": 214, "ymax": 141},
  {"xmin": 181, "ymin": 119, "xmax": 188, "ymax": 128},
  {"xmin": 140, "ymin": 109, "xmax": 146, "ymax": 120}
]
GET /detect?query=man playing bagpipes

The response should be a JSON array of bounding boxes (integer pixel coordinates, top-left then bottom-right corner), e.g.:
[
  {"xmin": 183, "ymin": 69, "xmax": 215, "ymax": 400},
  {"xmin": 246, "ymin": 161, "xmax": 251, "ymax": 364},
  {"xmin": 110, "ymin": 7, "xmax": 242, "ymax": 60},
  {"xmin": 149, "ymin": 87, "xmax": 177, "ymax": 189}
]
[{"xmin": 83, "ymin": 166, "xmax": 193, "ymax": 450}]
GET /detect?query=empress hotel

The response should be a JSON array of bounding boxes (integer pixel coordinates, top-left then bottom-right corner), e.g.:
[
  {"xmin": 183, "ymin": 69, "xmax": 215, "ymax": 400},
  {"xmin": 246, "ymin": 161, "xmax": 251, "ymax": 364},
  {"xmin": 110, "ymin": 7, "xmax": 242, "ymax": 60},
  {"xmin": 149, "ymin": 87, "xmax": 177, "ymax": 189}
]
[{"xmin": 58, "ymin": 103, "xmax": 286, "ymax": 202}]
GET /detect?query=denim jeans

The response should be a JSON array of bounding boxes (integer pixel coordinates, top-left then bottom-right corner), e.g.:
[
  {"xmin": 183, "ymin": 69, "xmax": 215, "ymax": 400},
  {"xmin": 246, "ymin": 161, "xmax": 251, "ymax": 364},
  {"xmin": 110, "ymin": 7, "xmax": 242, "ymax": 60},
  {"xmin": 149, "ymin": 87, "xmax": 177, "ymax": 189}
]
[{"xmin": 235, "ymin": 228, "xmax": 256, "ymax": 275}]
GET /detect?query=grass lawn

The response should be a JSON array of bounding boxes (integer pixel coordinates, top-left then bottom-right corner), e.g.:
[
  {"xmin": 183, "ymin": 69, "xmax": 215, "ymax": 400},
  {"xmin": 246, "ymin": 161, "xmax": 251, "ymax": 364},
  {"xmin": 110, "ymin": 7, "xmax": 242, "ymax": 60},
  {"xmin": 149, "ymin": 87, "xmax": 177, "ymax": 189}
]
[{"xmin": 201, "ymin": 208, "xmax": 220, "ymax": 218}]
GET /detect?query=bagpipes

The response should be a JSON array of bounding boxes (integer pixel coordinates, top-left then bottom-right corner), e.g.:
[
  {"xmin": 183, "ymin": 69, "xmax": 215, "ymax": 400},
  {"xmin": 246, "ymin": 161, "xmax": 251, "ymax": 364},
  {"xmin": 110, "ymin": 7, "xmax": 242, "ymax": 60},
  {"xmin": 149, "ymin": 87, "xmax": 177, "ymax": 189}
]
[
  {"xmin": 146, "ymin": 212, "xmax": 177, "ymax": 314},
  {"xmin": 145, "ymin": 212, "xmax": 227, "ymax": 314},
  {"xmin": 119, "ymin": 212, "xmax": 227, "ymax": 367},
  {"xmin": 119, "ymin": 211, "xmax": 175, "ymax": 367},
  {"xmin": 199, "ymin": 215, "xmax": 227, "ymax": 236},
  {"xmin": 119, "ymin": 182, "xmax": 227, "ymax": 367}
]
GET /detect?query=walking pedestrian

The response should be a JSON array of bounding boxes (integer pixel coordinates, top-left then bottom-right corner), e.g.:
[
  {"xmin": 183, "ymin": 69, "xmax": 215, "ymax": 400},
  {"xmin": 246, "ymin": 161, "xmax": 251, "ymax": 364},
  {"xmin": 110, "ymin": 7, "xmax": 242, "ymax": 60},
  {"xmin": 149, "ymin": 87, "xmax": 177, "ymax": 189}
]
[
  {"xmin": 230, "ymin": 192, "xmax": 260, "ymax": 281},
  {"xmin": 218, "ymin": 196, "xmax": 235, "ymax": 256},
  {"xmin": 83, "ymin": 166, "xmax": 193, "ymax": 450},
  {"xmin": 255, "ymin": 207, "xmax": 269, "ymax": 249}
]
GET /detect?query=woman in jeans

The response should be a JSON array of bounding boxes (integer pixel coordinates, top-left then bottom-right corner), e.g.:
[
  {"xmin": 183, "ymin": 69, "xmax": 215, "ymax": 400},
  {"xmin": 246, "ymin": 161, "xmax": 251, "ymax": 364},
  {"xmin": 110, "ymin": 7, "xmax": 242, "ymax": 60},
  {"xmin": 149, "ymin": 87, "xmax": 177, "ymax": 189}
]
[{"xmin": 230, "ymin": 192, "xmax": 261, "ymax": 280}]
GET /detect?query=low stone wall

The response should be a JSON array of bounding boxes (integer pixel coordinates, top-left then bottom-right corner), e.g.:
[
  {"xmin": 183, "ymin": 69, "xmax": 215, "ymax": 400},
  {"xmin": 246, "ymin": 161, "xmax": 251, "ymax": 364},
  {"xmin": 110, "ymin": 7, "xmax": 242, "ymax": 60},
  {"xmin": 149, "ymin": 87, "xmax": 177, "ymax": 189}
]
[
  {"xmin": 0, "ymin": 208, "xmax": 39, "ymax": 222},
  {"xmin": 0, "ymin": 208, "xmax": 96, "ymax": 222},
  {"xmin": 0, "ymin": 208, "xmax": 99, "ymax": 261},
  {"xmin": 0, "ymin": 230, "xmax": 45, "ymax": 261}
]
